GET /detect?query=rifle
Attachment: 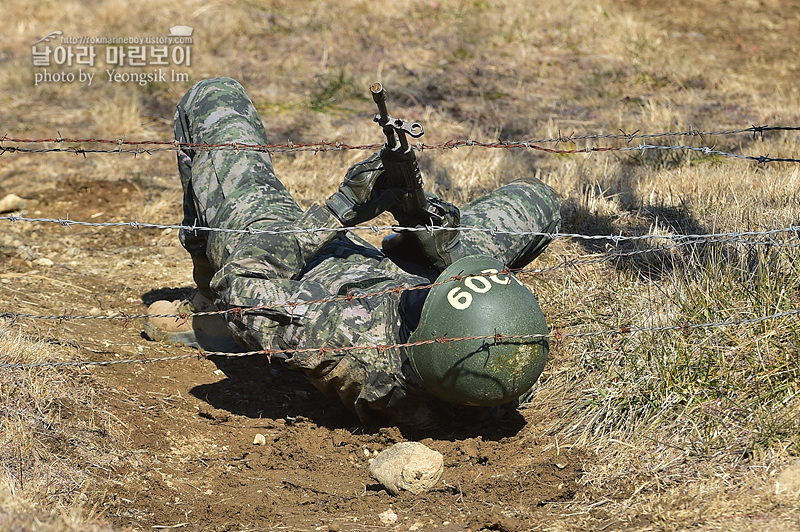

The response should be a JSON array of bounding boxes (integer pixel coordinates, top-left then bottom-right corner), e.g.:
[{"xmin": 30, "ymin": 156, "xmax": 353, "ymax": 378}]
[{"xmin": 370, "ymin": 82, "xmax": 443, "ymax": 226}]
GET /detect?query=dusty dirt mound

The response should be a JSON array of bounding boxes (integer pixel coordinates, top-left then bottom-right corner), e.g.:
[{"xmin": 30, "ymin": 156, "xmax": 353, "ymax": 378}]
[
  {"xmin": 1, "ymin": 177, "xmax": 585, "ymax": 531},
  {"xmin": 101, "ymin": 355, "xmax": 583, "ymax": 531}
]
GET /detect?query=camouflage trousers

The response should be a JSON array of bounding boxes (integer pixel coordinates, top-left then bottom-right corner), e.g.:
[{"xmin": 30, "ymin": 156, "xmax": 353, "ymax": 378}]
[
  {"xmin": 173, "ymin": 77, "xmax": 561, "ymax": 420},
  {"xmin": 175, "ymin": 77, "xmax": 560, "ymax": 274}
]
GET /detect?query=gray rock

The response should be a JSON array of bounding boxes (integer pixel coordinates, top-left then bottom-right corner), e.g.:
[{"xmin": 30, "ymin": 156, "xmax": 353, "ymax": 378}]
[{"xmin": 368, "ymin": 441, "xmax": 444, "ymax": 495}]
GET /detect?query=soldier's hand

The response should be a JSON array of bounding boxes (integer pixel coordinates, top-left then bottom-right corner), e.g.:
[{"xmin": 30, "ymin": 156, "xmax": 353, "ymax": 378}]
[
  {"xmin": 412, "ymin": 196, "xmax": 464, "ymax": 270},
  {"xmin": 326, "ymin": 152, "xmax": 405, "ymax": 226},
  {"xmin": 383, "ymin": 194, "xmax": 465, "ymax": 271}
]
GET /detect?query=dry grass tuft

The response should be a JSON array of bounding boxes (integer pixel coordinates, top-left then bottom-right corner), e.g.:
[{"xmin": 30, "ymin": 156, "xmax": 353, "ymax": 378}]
[{"xmin": 0, "ymin": 330, "xmax": 116, "ymax": 531}]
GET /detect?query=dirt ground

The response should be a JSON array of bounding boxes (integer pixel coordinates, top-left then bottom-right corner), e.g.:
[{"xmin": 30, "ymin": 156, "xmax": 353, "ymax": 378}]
[{"xmin": 1, "ymin": 178, "xmax": 585, "ymax": 532}]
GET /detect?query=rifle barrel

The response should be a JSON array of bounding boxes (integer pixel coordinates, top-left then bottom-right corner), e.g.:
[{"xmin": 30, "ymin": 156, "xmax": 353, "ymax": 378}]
[
  {"xmin": 371, "ymin": 81, "xmax": 397, "ymax": 149},
  {"xmin": 370, "ymin": 82, "xmax": 389, "ymax": 123}
]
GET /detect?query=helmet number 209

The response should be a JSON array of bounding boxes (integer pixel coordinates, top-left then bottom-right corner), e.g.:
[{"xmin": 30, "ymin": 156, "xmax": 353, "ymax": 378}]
[{"xmin": 446, "ymin": 268, "xmax": 521, "ymax": 310}]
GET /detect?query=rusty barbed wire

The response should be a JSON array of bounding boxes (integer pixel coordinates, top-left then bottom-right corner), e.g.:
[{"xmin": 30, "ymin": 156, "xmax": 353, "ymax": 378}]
[
  {"xmin": 2, "ymin": 141, "xmax": 799, "ymax": 164},
  {"xmin": 2, "ymin": 307, "xmax": 798, "ymax": 370},
  {"xmin": 2, "ymin": 125, "xmax": 798, "ymax": 149},
  {"xmin": 1, "ymin": 125, "xmax": 799, "ymax": 163}
]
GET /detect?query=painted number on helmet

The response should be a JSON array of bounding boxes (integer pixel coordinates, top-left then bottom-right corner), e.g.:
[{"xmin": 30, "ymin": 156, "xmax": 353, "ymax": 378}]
[{"xmin": 447, "ymin": 268, "xmax": 522, "ymax": 310}]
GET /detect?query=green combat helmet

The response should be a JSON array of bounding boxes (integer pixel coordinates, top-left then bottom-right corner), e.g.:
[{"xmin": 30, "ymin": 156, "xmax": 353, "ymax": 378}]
[{"xmin": 407, "ymin": 254, "xmax": 549, "ymax": 406}]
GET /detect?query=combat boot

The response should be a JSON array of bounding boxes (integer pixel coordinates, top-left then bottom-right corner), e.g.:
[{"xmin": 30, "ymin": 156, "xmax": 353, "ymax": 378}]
[{"xmin": 142, "ymin": 256, "xmax": 243, "ymax": 352}]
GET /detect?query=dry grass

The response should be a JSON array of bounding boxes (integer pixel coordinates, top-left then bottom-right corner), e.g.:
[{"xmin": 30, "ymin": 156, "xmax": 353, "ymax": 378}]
[
  {"xmin": 2, "ymin": 0, "xmax": 800, "ymax": 529},
  {"xmin": 0, "ymin": 330, "xmax": 116, "ymax": 531}
]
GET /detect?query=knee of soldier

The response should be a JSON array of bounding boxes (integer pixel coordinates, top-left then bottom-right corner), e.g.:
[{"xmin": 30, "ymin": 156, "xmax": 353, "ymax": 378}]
[
  {"xmin": 190, "ymin": 76, "xmax": 242, "ymax": 92},
  {"xmin": 198, "ymin": 77, "xmax": 247, "ymax": 94},
  {"xmin": 512, "ymin": 176, "xmax": 560, "ymax": 200},
  {"xmin": 179, "ymin": 77, "xmax": 249, "ymax": 111},
  {"xmin": 506, "ymin": 177, "xmax": 562, "ymax": 223}
]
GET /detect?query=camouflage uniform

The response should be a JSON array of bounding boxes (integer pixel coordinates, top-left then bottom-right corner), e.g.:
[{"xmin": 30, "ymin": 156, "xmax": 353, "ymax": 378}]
[{"xmin": 175, "ymin": 78, "xmax": 561, "ymax": 422}]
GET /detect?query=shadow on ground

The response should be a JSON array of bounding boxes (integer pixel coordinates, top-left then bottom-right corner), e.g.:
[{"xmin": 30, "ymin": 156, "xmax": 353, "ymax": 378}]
[
  {"xmin": 191, "ymin": 352, "xmax": 528, "ymax": 442},
  {"xmin": 558, "ymin": 159, "xmax": 714, "ymax": 280}
]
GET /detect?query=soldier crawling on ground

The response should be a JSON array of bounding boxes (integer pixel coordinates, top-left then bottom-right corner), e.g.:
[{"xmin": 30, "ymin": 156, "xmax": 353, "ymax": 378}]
[{"xmin": 143, "ymin": 77, "xmax": 561, "ymax": 426}]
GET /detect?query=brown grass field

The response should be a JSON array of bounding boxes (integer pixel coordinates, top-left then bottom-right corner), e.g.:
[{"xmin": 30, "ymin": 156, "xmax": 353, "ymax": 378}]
[{"xmin": 2, "ymin": 0, "xmax": 800, "ymax": 530}]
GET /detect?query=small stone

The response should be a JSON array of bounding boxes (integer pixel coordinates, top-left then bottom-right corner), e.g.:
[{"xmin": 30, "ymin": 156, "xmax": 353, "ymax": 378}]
[
  {"xmin": 0, "ymin": 194, "xmax": 27, "ymax": 213},
  {"xmin": 368, "ymin": 441, "xmax": 444, "ymax": 495},
  {"xmin": 378, "ymin": 507, "xmax": 398, "ymax": 525},
  {"xmin": 253, "ymin": 433, "xmax": 267, "ymax": 445},
  {"xmin": 33, "ymin": 257, "xmax": 53, "ymax": 267}
]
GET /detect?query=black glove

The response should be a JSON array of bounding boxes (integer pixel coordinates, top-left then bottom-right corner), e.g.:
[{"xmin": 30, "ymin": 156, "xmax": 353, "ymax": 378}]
[
  {"xmin": 415, "ymin": 195, "xmax": 464, "ymax": 269},
  {"xmin": 383, "ymin": 194, "xmax": 465, "ymax": 271},
  {"xmin": 325, "ymin": 152, "xmax": 405, "ymax": 226}
]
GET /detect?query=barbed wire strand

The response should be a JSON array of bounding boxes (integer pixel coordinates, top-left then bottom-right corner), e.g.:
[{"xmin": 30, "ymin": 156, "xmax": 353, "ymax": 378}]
[
  {"xmin": 3, "ymin": 213, "xmax": 800, "ymax": 244},
  {"xmin": 1, "ymin": 124, "xmax": 799, "ymax": 163},
  {"xmin": 2, "ymin": 307, "xmax": 798, "ymax": 370},
  {"xmin": 2, "ymin": 141, "xmax": 799, "ymax": 165},
  {"xmin": 3, "ymin": 231, "xmax": 798, "ymax": 324},
  {"xmin": 2, "ymin": 124, "xmax": 798, "ymax": 149}
]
